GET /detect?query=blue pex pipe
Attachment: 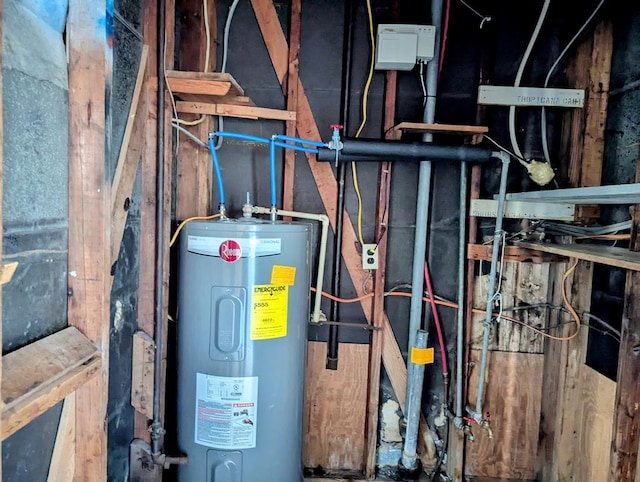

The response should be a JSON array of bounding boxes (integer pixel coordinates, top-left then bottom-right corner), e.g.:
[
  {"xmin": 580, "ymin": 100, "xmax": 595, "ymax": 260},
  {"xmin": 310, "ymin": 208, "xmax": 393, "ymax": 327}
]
[
  {"xmin": 274, "ymin": 134, "xmax": 326, "ymax": 148},
  {"xmin": 272, "ymin": 141, "xmax": 318, "ymax": 153},
  {"xmin": 208, "ymin": 136, "xmax": 225, "ymax": 205},
  {"xmin": 213, "ymin": 131, "xmax": 270, "ymax": 144},
  {"xmin": 269, "ymin": 139, "xmax": 277, "ymax": 207}
]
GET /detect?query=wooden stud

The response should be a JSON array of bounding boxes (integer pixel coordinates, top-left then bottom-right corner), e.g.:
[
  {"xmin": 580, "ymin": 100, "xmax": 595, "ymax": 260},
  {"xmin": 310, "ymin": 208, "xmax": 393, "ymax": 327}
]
[
  {"xmin": 47, "ymin": 394, "xmax": 76, "ymax": 482},
  {"xmin": 67, "ymin": 0, "xmax": 110, "ymax": 478},
  {"xmin": 609, "ymin": 142, "xmax": 640, "ymax": 481},
  {"xmin": 283, "ymin": 0, "xmax": 301, "ymax": 212},
  {"xmin": 111, "ymin": 45, "xmax": 149, "ymax": 266},
  {"xmin": 365, "ymin": 67, "xmax": 396, "ymax": 479}
]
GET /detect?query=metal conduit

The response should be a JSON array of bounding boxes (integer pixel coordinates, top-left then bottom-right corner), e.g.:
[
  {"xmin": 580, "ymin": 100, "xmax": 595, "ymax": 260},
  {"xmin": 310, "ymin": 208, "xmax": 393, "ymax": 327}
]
[{"xmin": 399, "ymin": 0, "xmax": 444, "ymax": 475}]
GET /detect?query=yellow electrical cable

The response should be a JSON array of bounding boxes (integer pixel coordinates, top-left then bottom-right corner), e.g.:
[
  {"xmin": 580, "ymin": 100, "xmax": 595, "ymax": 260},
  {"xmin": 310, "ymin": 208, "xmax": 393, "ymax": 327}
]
[
  {"xmin": 169, "ymin": 213, "xmax": 223, "ymax": 247},
  {"xmin": 351, "ymin": 0, "xmax": 376, "ymax": 247}
]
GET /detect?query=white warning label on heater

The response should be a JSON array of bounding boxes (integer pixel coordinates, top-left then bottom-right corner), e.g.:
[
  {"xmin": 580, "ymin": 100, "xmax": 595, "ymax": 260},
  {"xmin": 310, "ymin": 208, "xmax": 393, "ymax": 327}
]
[{"xmin": 194, "ymin": 373, "xmax": 258, "ymax": 449}]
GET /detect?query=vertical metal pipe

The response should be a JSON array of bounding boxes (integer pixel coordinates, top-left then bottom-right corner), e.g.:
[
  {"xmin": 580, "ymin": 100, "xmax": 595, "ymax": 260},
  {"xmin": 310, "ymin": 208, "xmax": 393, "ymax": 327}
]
[
  {"xmin": 151, "ymin": 0, "xmax": 166, "ymax": 457},
  {"xmin": 455, "ymin": 163, "xmax": 468, "ymax": 419},
  {"xmin": 471, "ymin": 152, "xmax": 510, "ymax": 421},
  {"xmin": 401, "ymin": 0, "xmax": 443, "ymax": 472},
  {"xmin": 327, "ymin": 0, "xmax": 355, "ymax": 370},
  {"xmin": 400, "ymin": 330, "xmax": 429, "ymax": 469}
]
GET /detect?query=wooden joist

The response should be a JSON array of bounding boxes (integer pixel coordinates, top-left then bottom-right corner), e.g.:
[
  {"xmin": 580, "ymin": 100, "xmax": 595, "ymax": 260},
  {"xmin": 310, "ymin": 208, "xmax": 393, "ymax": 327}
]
[
  {"xmin": 1, "ymin": 327, "xmax": 101, "ymax": 440},
  {"xmin": 175, "ymin": 100, "xmax": 296, "ymax": 121}
]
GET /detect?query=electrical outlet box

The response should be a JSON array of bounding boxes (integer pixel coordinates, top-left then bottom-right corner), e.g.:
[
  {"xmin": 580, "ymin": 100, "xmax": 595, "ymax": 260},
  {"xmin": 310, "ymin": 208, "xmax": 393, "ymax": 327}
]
[
  {"xmin": 375, "ymin": 24, "xmax": 436, "ymax": 71},
  {"xmin": 362, "ymin": 244, "xmax": 379, "ymax": 270}
]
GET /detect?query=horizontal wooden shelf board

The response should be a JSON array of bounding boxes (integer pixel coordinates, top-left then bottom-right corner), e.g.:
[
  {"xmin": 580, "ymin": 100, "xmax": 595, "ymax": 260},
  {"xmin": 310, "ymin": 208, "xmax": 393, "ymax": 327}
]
[
  {"xmin": 176, "ymin": 100, "xmax": 296, "ymax": 121},
  {"xmin": 2, "ymin": 326, "xmax": 101, "ymax": 440},
  {"xmin": 516, "ymin": 241, "xmax": 640, "ymax": 271},
  {"xmin": 393, "ymin": 122, "xmax": 488, "ymax": 143},
  {"xmin": 165, "ymin": 70, "xmax": 244, "ymax": 96}
]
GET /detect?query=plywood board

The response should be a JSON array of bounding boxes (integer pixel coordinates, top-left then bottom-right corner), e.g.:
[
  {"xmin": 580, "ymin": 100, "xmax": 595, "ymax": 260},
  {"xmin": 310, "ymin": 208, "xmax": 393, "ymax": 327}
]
[
  {"xmin": 578, "ymin": 365, "xmax": 616, "ymax": 482},
  {"xmin": 471, "ymin": 262, "xmax": 551, "ymax": 353},
  {"xmin": 304, "ymin": 342, "xmax": 368, "ymax": 471},
  {"xmin": 465, "ymin": 350, "xmax": 544, "ymax": 479}
]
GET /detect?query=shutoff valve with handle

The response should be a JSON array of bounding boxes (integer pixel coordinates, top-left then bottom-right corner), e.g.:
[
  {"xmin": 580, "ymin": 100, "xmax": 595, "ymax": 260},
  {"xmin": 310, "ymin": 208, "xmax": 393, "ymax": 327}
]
[{"xmin": 327, "ymin": 124, "xmax": 344, "ymax": 167}]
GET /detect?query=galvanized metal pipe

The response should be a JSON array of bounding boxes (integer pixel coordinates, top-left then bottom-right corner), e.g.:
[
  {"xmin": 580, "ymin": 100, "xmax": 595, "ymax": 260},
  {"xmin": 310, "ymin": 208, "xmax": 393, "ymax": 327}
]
[
  {"xmin": 469, "ymin": 151, "xmax": 510, "ymax": 423},
  {"xmin": 151, "ymin": 0, "xmax": 166, "ymax": 458},
  {"xmin": 401, "ymin": 330, "xmax": 429, "ymax": 469},
  {"xmin": 401, "ymin": 0, "xmax": 443, "ymax": 473},
  {"xmin": 455, "ymin": 163, "xmax": 468, "ymax": 420}
]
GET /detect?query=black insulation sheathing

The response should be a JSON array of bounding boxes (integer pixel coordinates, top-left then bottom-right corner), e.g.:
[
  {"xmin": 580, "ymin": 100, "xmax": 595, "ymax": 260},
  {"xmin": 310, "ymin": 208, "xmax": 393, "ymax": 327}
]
[{"xmin": 317, "ymin": 138, "xmax": 494, "ymax": 164}]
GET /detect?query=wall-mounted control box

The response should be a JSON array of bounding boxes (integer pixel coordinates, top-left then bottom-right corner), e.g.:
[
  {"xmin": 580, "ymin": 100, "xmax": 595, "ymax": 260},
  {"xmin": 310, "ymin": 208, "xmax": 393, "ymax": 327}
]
[{"xmin": 375, "ymin": 24, "xmax": 436, "ymax": 71}]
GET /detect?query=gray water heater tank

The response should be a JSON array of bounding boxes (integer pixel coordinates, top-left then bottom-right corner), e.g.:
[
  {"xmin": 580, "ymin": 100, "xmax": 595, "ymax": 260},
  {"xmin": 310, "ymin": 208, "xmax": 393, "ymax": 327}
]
[{"xmin": 176, "ymin": 218, "xmax": 312, "ymax": 482}]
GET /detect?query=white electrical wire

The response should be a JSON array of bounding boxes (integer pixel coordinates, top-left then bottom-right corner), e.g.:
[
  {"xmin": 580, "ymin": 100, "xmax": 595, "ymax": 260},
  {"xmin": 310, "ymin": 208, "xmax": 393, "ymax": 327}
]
[
  {"xmin": 508, "ymin": 0, "xmax": 551, "ymax": 162},
  {"xmin": 540, "ymin": 0, "xmax": 607, "ymax": 165},
  {"xmin": 418, "ymin": 61, "xmax": 427, "ymax": 105}
]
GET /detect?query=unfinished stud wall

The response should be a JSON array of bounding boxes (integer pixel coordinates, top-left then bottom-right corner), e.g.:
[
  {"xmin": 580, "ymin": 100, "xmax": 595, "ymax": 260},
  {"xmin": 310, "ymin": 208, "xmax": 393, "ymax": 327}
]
[{"xmin": 1, "ymin": 0, "xmax": 69, "ymax": 478}]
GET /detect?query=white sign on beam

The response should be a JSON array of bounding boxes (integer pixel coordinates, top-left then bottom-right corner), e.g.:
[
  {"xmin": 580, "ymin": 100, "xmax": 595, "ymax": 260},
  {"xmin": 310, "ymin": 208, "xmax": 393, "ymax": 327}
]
[{"xmin": 478, "ymin": 85, "xmax": 585, "ymax": 108}]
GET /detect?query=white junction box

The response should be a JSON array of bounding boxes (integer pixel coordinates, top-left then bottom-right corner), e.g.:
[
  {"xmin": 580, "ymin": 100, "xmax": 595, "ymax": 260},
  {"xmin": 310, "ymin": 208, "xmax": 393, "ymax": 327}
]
[
  {"xmin": 478, "ymin": 85, "xmax": 585, "ymax": 108},
  {"xmin": 362, "ymin": 244, "xmax": 379, "ymax": 270},
  {"xmin": 375, "ymin": 24, "xmax": 436, "ymax": 71}
]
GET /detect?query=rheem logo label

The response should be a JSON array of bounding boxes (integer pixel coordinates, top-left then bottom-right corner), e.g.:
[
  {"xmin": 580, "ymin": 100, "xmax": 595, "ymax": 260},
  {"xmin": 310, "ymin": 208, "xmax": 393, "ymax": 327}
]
[{"xmin": 219, "ymin": 240, "xmax": 242, "ymax": 262}]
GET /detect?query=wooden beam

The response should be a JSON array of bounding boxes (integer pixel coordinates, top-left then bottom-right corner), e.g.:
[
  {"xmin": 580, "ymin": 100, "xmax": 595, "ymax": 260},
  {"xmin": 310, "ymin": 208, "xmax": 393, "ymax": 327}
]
[
  {"xmin": 111, "ymin": 45, "xmax": 149, "ymax": 265},
  {"xmin": 393, "ymin": 122, "xmax": 487, "ymax": 143},
  {"xmin": 2, "ymin": 327, "xmax": 101, "ymax": 440},
  {"xmin": 283, "ymin": 0, "xmax": 301, "ymax": 212},
  {"xmin": 47, "ymin": 394, "xmax": 76, "ymax": 482},
  {"xmin": 175, "ymin": 100, "xmax": 296, "ymax": 121},
  {"xmin": 467, "ymin": 243, "xmax": 566, "ymax": 263},
  {"xmin": 249, "ymin": 0, "xmax": 436, "ymax": 467},
  {"xmin": 67, "ymin": 0, "xmax": 110, "ymax": 478}
]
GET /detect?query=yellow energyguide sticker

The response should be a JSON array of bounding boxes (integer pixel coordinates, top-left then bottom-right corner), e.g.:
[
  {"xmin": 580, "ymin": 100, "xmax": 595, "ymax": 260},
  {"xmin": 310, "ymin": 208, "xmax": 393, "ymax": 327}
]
[
  {"xmin": 251, "ymin": 284, "xmax": 288, "ymax": 340},
  {"xmin": 411, "ymin": 346, "xmax": 435, "ymax": 365},
  {"xmin": 270, "ymin": 265, "xmax": 297, "ymax": 286}
]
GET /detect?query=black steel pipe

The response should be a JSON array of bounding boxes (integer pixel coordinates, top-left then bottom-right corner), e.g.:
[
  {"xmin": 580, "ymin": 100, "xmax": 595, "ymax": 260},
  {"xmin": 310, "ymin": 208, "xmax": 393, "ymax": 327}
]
[
  {"xmin": 317, "ymin": 138, "xmax": 494, "ymax": 164},
  {"xmin": 326, "ymin": 0, "xmax": 356, "ymax": 371},
  {"xmin": 151, "ymin": 0, "xmax": 166, "ymax": 457}
]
